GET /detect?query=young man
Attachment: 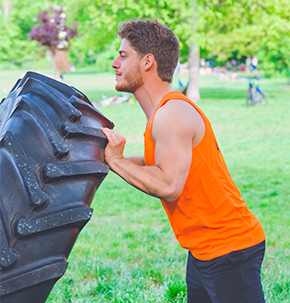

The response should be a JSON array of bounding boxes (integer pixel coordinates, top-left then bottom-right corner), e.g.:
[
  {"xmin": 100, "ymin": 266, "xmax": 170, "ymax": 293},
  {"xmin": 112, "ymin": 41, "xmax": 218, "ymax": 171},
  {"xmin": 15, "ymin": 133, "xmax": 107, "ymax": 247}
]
[{"xmin": 101, "ymin": 19, "xmax": 266, "ymax": 303}]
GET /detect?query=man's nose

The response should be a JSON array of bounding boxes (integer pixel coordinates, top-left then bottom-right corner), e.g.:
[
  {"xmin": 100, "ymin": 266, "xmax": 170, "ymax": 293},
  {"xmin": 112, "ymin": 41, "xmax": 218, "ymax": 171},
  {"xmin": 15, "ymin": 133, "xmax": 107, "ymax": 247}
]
[{"xmin": 111, "ymin": 57, "xmax": 119, "ymax": 69}]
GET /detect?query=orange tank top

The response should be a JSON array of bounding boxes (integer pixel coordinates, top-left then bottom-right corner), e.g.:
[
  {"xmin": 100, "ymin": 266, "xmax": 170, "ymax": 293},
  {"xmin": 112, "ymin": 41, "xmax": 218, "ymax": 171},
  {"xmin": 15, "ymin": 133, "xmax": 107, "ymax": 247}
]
[{"xmin": 144, "ymin": 91, "xmax": 265, "ymax": 260}]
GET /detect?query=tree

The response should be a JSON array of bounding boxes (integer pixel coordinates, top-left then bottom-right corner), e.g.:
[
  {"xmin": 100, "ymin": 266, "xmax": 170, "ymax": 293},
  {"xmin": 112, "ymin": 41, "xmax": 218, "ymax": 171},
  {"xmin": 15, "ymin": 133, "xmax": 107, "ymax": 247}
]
[
  {"xmin": 0, "ymin": 0, "xmax": 56, "ymax": 67},
  {"xmin": 2, "ymin": 0, "xmax": 10, "ymax": 18},
  {"xmin": 61, "ymin": 0, "xmax": 226, "ymax": 102},
  {"xmin": 2, "ymin": 0, "xmax": 289, "ymax": 88},
  {"xmin": 201, "ymin": 0, "xmax": 290, "ymax": 81},
  {"xmin": 62, "ymin": 0, "xmax": 204, "ymax": 101},
  {"xmin": 28, "ymin": 6, "xmax": 78, "ymax": 78}
]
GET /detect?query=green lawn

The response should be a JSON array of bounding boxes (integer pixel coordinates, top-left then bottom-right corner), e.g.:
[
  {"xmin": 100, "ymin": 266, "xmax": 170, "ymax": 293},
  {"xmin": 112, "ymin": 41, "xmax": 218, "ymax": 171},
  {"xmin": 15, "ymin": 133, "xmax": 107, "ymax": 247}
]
[{"xmin": 1, "ymin": 70, "xmax": 289, "ymax": 302}]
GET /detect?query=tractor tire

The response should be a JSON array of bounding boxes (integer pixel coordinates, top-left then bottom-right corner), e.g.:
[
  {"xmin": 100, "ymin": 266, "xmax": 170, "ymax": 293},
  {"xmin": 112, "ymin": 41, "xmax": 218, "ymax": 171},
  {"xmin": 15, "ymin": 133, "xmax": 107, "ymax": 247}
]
[{"xmin": 0, "ymin": 71, "xmax": 114, "ymax": 303}]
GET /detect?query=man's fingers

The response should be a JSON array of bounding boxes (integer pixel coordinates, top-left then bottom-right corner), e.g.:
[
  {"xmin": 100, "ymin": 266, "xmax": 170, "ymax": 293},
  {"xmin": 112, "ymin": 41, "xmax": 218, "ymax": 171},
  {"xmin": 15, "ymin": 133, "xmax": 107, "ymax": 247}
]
[
  {"xmin": 101, "ymin": 127, "xmax": 115, "ymax": 142},
  {"xmin": 100, "ymin": 127, "xmax": 126, "ymax": 146},
  {"xmin": 100, "ymin": 127, "xmax": 111, "ymax": 138}
]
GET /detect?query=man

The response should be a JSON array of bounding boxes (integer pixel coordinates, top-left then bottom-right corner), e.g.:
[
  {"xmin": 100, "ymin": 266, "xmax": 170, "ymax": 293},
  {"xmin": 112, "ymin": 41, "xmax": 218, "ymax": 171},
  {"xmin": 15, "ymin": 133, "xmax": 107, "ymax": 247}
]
[{"xmin": 101, "ymin": 19, "xmax": 266, "ymax": 303}]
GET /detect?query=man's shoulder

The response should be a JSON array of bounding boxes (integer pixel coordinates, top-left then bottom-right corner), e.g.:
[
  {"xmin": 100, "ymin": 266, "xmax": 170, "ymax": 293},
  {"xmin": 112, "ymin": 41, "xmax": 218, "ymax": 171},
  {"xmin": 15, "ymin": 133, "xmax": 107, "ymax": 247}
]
[
  {"xmin": 152, "ymin": 98, "xmax": 204, "ymax": 137},
  {"xmin": 156, "ymin": 98, "xmax": 200, "ymax": 120}
]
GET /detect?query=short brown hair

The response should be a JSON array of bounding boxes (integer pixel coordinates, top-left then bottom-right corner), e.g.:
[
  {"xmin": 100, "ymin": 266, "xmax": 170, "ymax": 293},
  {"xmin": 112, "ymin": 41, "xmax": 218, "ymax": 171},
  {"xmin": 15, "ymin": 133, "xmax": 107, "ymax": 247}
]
[{"xmin": 116, "ymin": 19, "xmax": 180, "ymax": 83}]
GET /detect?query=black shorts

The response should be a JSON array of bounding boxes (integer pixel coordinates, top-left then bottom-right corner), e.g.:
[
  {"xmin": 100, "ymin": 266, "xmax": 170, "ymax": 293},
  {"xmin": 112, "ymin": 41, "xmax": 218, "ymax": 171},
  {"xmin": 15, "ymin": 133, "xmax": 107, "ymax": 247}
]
[{"xmin": 186, "ymin": 241, "xmax": 265, "ymax": 303}]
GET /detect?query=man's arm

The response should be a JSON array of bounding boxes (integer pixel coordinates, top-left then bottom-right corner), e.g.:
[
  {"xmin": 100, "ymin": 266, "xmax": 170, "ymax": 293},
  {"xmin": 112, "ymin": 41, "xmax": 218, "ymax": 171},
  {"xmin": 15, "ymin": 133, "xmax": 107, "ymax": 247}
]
[
  {"xmin": 125, "ymin": 156, "xmax": 145, "ymax": 166},
  {"xmin": 101, "ymin": 100, "xmax": 204, "ymax": 202}
]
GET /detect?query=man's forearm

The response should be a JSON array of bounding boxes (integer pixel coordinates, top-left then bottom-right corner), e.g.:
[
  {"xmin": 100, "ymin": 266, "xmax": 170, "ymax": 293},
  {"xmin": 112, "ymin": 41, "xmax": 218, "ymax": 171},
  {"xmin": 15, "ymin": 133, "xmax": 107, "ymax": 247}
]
[
  {"xmin": 108, "ymin": 157, "xmax": 179, "ymax": 202},
  {"xmin": 100, "ymin": 127, "xmax": 186, "ymax": 202},
  {"xmin": 125, "ymin": 156, "xmax": 145, "ymax": 166}
]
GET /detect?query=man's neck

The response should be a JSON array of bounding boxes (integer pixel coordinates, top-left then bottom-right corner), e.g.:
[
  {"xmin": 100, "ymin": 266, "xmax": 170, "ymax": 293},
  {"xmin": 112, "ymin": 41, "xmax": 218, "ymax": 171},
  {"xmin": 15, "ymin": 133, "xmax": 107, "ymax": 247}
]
[{"xmin": 133, "ymin": 81, "xmax": 173, "ymax": 121}]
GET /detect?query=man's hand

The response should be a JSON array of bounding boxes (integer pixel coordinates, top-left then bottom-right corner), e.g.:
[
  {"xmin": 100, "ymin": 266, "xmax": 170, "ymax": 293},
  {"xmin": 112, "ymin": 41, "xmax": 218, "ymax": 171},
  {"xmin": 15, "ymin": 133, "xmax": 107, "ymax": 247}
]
[{"xmin": 100, "ymin": 128, "xmax": 126, "ymax": 166}]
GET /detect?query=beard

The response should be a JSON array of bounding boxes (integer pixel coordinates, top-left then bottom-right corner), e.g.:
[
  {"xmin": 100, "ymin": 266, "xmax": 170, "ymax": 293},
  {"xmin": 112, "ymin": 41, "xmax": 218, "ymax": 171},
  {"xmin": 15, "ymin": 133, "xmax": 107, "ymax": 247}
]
[{"xmin": 115, "ymin": 62, "xmax": 144, "ymax": 93}]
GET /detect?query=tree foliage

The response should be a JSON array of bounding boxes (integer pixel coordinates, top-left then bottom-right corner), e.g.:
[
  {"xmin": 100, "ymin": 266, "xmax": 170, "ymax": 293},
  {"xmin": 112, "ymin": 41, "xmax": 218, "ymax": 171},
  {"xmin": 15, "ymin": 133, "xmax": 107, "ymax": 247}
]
[
  {"xmin": 63, "ymin": 0, "xmax": 199, "ymax": 69},
  {"xmin": 28, "ymin": 7, "xmax": 78, "ymax": 52},
  {"xmin": 201, "ymin": 0, "xmax": 290, "ymax": 75},
  {"xmin": 1, "ymin": 0, "xmax": 46, "ymax": 66},
  {"xmin": 0, "ymin": 0, "xmax": 75, "ymax": 67},
  {"xmin": 1, "ymin": 0, "xmax": 289, "ymax": 77}
]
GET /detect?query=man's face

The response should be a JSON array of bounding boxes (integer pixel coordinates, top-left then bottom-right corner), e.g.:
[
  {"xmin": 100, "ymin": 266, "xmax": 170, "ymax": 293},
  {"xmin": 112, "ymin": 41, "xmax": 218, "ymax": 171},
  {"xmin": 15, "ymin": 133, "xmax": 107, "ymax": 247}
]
[{"xmin": 111, "ymin": 39, "xmax": 144, "ymax": 93}]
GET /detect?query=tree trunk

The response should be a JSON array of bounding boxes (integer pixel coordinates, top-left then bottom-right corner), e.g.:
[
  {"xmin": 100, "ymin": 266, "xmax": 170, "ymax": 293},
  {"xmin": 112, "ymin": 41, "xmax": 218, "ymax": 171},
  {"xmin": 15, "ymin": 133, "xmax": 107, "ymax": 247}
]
[
  {"xmin": 186, "ymin": 43, "xmax": 200, "ymax": 103},
  {"xmin": 3, "ymin": 0, "xmax": 10, "ymax": 18}
]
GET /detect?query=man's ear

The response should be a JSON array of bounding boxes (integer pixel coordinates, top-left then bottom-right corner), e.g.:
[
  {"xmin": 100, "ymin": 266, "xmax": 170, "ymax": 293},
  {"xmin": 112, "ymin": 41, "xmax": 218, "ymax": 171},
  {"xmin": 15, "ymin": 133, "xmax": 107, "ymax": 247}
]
[{"xmin": 143, "ymin": 53, "xmax": 155, "ymax": 71}]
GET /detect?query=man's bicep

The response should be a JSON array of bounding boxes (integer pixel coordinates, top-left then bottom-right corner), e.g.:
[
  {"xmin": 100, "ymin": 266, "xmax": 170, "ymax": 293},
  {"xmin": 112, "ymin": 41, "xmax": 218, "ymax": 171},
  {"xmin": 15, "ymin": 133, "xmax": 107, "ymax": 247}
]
[
  {"xmin": 154, "ymin": 130, "xmax": 192, "ymax": 177},
  {"xmin": 153, "ymin": 110, "xmax": 194, "ymax": 190}
]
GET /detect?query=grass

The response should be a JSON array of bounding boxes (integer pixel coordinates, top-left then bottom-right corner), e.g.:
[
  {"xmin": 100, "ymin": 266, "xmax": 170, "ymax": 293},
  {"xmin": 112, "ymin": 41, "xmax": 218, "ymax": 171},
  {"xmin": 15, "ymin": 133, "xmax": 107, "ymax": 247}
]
[{"xmin": 1, "ymin": 69, "xmax": 289, "ymax": 302}]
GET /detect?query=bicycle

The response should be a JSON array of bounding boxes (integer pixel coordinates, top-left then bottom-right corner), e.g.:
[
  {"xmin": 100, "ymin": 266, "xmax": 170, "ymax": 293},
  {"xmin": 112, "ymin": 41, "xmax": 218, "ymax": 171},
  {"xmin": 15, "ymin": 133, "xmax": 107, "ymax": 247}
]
[{"xmin": 246, "ymin": 80, "xmax": 268, "ymax": 106}]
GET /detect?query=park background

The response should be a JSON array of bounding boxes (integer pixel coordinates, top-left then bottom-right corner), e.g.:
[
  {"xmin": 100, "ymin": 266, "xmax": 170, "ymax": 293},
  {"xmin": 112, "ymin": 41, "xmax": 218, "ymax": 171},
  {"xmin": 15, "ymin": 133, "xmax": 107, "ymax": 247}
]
[{"xmin": 0, "ymin": 0, "xmax": 289, "ymax": 302}]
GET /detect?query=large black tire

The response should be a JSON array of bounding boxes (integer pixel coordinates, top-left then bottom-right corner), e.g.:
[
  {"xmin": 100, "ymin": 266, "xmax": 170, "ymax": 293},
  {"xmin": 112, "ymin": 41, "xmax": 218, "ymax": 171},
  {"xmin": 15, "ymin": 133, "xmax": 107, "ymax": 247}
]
[{"xmin": 0, "ymin": 71, "xmax": 114, "ymax": 303}]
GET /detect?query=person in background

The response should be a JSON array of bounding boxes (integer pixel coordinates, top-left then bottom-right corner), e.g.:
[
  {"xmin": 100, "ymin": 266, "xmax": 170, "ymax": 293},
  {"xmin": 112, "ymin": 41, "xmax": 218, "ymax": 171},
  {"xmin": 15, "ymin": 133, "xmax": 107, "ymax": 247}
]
[
  {"xmin": 252, "ymin": 56, "xmax": 258, "ymax": 71},
  {"xmin": 246, "ymin": 57, "xmax": 252, "ymax": 72}
]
